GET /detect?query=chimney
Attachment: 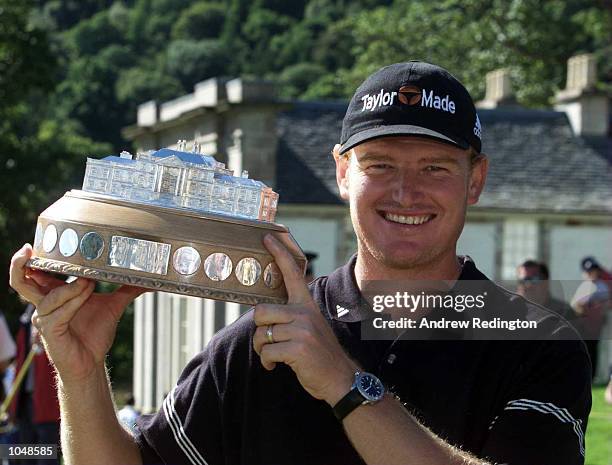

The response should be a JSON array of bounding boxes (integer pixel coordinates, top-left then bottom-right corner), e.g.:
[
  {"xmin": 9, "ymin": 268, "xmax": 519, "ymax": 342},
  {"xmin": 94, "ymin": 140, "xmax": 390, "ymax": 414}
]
[
  {"xmin": 223, "ymin": 79, "xmax": 282, "ymax": 189},
  {"xmin": 226, "ymin": 78, "xmax": 277, "ymax": 103},
  {"xmin": 476, "ymin": 69, "xmax": 517, "ymax": 109},
  {"xmin": 555, "ymin": 53, "xmax": 609, "ymax": 136},
  {"xmin": 137, "ymin": 100, "xmax": 158, "ymax": 127}
]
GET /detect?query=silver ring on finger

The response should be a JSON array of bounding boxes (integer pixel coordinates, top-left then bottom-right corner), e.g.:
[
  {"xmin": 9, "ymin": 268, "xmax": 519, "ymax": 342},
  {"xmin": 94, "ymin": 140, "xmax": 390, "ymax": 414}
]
[{"xmin": 266, "ymin": 324, "xmax": 275, "ymax": 344}]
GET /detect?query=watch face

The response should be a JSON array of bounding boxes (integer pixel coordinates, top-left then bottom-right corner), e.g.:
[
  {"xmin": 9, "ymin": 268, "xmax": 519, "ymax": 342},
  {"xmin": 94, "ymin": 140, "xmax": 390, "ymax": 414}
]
[{"xmin": 356, "ymin": 373, "xmax": 384, "ymax": 402}]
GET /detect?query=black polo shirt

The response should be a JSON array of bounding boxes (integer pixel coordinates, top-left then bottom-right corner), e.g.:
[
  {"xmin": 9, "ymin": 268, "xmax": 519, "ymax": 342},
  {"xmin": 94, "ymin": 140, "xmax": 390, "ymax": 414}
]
[{"xmin": 134, "ymin": 256, "xmax": 591, "ymax": 465}]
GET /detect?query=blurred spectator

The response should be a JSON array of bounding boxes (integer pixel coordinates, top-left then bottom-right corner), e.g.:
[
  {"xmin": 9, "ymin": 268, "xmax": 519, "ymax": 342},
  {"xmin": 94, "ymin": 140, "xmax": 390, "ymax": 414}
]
[
  {"xmin": 117, "ymin": 394, "xmax": 140, "ymax": 434},
  {"xmin": 0, "ymin": 310, "xmax": 16, "ymax": 403},
  {"xmin": 571, "ymin": 257, "xmax": 611, "ymax": 380},
  {"xmin": 0, "ymin": 309, "xmax": 17, "ymax": 452},
  {"xmin": 516, "ymin": 260, "xmax": 575, "ymax": 320},
  {"xmin": 304, "ymin": 252, "xmax": 318, "ymax": 283},
  {"xmin": 9, "ymin": 304, "xmax": 60, "ymax": 465}
]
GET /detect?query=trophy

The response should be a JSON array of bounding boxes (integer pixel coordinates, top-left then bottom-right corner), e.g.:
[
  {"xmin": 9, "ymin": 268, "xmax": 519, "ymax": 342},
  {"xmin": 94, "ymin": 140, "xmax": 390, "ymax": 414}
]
[{"xmin": 27, "ymin": 141, "xmax": 306, "ymax": 305}]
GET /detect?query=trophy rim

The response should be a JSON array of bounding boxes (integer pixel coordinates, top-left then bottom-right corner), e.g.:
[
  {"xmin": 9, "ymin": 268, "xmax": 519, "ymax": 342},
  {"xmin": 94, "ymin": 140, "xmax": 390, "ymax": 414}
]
[
  {"xmin": 27, "ymin": 257, "xmax": 287, "ymax": 305},
  {"xmin": 67, "ymin": 189, "xmax": 289, "ymax": 232}
]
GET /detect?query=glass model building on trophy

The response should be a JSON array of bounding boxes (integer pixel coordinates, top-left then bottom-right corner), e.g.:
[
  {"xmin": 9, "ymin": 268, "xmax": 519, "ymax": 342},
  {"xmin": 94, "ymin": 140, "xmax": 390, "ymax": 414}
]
[{"xmin": 28, "ymin": 141, "xmax": 306, "ymax": 305}]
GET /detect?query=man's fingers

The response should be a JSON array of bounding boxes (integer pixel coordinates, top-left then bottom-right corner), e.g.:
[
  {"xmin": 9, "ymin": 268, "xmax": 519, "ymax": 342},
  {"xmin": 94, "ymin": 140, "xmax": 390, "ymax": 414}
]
[
  {"xmin": 26, "ymin": 268, "xmax": 66, "ymax": 290},
  {"xmin": 34, "ymin": 280, "xmax": 96, "ymax": 330},
  {"xmin": 36, "ymin": 278, "xmax": 93, "ymax": 317},
  {"xmin": 109, "ymin": 285, "xmax": 149, "ymax": 320},
  {"xmin": 253, "ymin": 322, "xmax": 295, "ymax": 355},
  {"xmin": 253, "ymin": 304, "xmax": 296, "ymax": 327},
  {"xmin": 9, "ymin": 244, "xmax": 45, "ymax": 305},
  {"xmin": 260, "ymin": 341, "xmax": 295, "ymax": 371},
  {"xmin": 114, "ymin": 285, "xmax": 149, "ymax": 303},
  {"xmin": 263, "ymin": 234, "xmax": 311, "ymax": 304}
]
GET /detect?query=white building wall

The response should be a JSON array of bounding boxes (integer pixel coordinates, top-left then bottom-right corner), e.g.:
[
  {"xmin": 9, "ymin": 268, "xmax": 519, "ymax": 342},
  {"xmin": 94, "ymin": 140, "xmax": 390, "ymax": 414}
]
[
  {"xmin": 155, "ymin": 292, "xmax": 174, "ymax": 408},
  {"xmin": 549, "ymin": 225, "xmax": 612, "ymax": 282},
  {"xmin": 224, "ymin": 302, "xmax": 242, "ymax": 327},
  {"xmin": 133, "ymin": 293, "xmax": 158, "ymax": 414},
  {"xmin": 457, "ymin": 222, "xmax": 499, "ymax": 280},
  {"xmin": 274, "ymin": 216, "xmax": 339, "ymax": 276}
]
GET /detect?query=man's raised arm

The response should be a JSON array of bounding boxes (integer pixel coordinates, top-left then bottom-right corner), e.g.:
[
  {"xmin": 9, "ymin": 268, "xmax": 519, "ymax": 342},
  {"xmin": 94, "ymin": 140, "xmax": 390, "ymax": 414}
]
[{"xmin": 9, "ymin": 244, "xmax": 145, "ymax": 465}]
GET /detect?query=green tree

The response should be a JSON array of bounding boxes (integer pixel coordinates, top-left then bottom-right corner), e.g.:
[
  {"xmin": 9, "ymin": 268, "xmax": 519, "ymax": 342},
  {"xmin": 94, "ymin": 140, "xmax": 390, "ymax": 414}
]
[
  {"xmin": 64, "ymin": 9, "xmax": 124, "ymax": 56},
  {"xmin": 51, "ymin": 45, "xmax": 135, "ymax": 148},
  {"xmin": 0, "ymin": 2, "xmax": 57, "ymax": 105},
  {"xmin": 311, "ymin": 18, "xmax": 356, "ymax": 71},
  {"xmin": 242, "ymin": 8, "xmax": 295, "ymax": 74},
  {"xmin": 172, "ymin": 2, "xmax": 226, "ymax": 40},
  {"xmin": 253, "ymin": 0, "xmax": 308, "ymax": 19},
  {"xmin": 165, "ymin": 39, "xmax": 229, "ymax": 88},
  {"xmin": 277, "ymin": 62, "xmax": 328, "ymax": 99},
  {"xmin": 37, "ymin": 0, "xmax": 116, "ymax": 31},
  {"xmin": 116, "ymin": 66, "xmax": 184, "ymax": 109}
]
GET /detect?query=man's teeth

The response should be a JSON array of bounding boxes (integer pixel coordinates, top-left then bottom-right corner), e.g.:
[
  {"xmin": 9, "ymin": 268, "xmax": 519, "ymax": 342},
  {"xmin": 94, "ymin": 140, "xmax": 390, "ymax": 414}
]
[{"xmin": 384, "ymin": 213, "xmax": 432, "ymax": 225}]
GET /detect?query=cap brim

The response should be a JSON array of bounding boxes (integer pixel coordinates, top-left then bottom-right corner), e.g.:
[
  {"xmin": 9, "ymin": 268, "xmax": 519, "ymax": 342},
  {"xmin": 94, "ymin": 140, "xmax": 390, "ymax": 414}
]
[{"xmin": 339, "ymin": 125, "xmax": 470, "ymax": 155}]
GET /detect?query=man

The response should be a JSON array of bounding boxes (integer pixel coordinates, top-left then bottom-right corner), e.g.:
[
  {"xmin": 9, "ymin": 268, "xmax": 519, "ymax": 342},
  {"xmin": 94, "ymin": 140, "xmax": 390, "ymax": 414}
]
[
  {"xmin": 0, "ymin": 309, "xmax": 16, "ymax": 403},
  {"xmin": 117, "ymin": 395, "xmax": 141, "ymax": 434},
  {"xmin": 304, "ymin": 252, "xmax": 318, "ymax": 283},
  {"xmin": 9, "ymin": 303, "xmax": 61, "ymax": 465},
  {"xmin": 572, "ymin": 257, "xmax": 610, "ymax": 379},
  {"xmin": 516, "ymin": 259, "xmax": 575, "ymax": 320},
  {"xmin": 9, "ymin": 62, "xmax": 591, "ymax": 465}
]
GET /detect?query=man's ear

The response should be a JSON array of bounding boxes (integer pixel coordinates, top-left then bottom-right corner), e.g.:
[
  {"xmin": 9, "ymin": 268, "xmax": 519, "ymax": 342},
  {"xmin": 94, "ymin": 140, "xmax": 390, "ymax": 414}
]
[
  {"xmin": 333, "ymin": 144, "xmax": 350, "ymax": 201},
  {"xmin": 467, "ymin": 155, "xmax": 489, "ymax": 205}
]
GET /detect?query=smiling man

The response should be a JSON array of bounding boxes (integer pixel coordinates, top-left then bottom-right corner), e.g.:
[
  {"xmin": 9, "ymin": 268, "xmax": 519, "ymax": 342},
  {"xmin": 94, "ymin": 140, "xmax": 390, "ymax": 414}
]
[{"xmin": 9, "ymin": 62, "xmax": 591, "ymax": 465}]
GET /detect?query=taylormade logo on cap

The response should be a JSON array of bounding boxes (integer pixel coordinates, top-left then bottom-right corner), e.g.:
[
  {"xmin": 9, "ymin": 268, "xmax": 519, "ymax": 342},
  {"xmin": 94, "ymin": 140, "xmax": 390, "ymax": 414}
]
[
  {"xmin": 361, "ymin": 89, "xmax": 398, "ymax": 111},
  {"xmin": 361, "ymin": 86, "xmax": 456, "ymax": 114},
  {"xmin": 421, "ymin": 89, "xmax": 456, "ymax": 114}
]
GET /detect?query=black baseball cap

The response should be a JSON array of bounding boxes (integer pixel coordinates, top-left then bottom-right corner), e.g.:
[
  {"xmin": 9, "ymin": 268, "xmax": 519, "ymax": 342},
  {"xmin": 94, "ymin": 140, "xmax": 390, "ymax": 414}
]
[
  {"xmin": 340, "ymin": 61, "xmax": 482, "ymax": 155},
  {"xmin": 581, "ymin": 256, "xmax": 601, "ymax": 272}
]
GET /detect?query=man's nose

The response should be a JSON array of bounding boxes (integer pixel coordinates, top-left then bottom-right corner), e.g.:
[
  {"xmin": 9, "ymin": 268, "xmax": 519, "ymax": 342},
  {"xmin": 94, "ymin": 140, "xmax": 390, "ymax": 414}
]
[{"xmin": 391, "ymin": 170, "xmax": 425, "ymax": 205}]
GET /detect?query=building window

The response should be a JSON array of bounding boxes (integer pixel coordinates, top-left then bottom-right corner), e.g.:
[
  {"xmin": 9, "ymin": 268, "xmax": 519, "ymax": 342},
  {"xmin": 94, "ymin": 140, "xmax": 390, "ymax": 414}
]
[{"xmin": 501, "ymin": 219, "xmax": 538, "ymax": 280}]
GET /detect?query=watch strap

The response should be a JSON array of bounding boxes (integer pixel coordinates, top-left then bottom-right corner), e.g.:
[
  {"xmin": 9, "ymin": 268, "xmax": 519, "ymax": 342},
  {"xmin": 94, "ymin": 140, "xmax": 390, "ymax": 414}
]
[{"xmin": 332, "ymin": 387, "xmax": 365, "ymax": 421}]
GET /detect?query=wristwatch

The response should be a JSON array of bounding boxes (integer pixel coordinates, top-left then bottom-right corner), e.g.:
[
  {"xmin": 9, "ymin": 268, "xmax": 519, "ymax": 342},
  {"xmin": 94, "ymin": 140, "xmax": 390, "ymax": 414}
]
[{"xmin": 332, "ymin": 371, "xmax": 385, "ymax": 421}]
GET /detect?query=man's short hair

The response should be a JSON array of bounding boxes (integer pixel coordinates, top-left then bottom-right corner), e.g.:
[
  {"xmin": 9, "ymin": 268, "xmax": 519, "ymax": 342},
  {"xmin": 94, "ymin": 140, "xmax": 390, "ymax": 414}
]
[{"xmin": 519, "ymin": 260, "xmax": 549, "ymax": 279}]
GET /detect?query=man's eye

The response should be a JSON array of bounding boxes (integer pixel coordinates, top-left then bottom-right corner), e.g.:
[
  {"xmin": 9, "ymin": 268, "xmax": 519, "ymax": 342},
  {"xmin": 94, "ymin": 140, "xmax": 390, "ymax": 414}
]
[
  {"xmin": 367, "ymin": 164, "xmax": 393, "ymax": 171},
  {"xmin": 425, "ymin": 165, "xmax": 446, "ymax": 172}
]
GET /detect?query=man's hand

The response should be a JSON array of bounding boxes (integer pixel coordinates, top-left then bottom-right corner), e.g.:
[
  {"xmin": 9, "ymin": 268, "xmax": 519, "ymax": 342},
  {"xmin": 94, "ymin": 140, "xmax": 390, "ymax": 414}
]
[
  {"xmin": 253, "ymin": 234, "xmax": 357, "ymax": 406},
  {"xmin": 9, "ymin": 243, "xmax": 147, "ymax": 384}
]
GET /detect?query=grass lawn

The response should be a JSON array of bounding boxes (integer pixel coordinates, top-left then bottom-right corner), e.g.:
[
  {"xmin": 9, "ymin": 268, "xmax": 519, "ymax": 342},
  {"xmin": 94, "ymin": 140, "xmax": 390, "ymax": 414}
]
[{"xmin": 586, "ymin": 386, "xmax": 612, "ymax": 465}]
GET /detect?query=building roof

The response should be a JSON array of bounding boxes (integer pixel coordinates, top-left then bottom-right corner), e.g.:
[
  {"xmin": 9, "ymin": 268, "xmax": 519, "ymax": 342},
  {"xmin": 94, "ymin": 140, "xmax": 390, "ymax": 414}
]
[
  {"xmin": 215, "ymin": 173, "xmax": 265, "ymax": 188},
  {"xmin": 276, "ymin": 102, "xmax": 346, "ymax": 205},
  {"xmin": 101, "ymin": 155, "xmax": 136, "ymax": 165},
  {"xmin": 275, "ymin": 102, "xmax": 612, "ymax": 214},
  {"xmin": 152, "ymin": 148, "xmax": 217, "ymax": 167}
]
